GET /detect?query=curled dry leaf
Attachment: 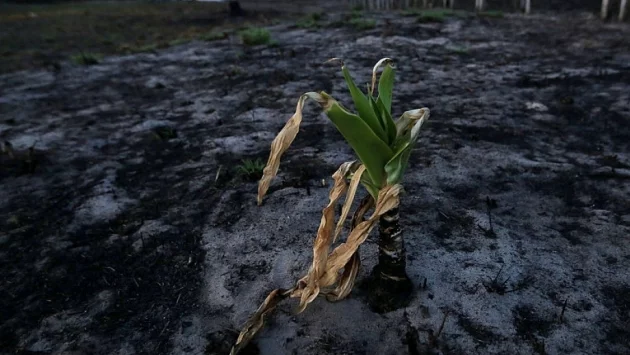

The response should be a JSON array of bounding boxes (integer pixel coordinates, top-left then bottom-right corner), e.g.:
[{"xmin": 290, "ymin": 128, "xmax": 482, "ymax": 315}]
[
  {"xmin": 231, "ymin": 162, "xmax": 359, "ymax": 354},
  {"xmin": 231, "ymin": 166, "xmax": 402, "ymax": 355},
  {"xmin": 296, "ymin": 161, "xmax": 361, "ymax": 312},
  {"xmin": 257, "ymin": 94, "xmax": 307, "ymax": 206},
  {"xmin": 257, "ymin": 93, "xmax": 326, "ymax": 205},
  {"xmin": 229, "ymin": 288, "xmax": 292, "ymax": 355},
  {"xmin": 334, "ymin": 164, "xmax": 366, "ymax": 243},
  {"xmin": 312, "ymin": 184, "xmax": 401, "ymax": 290}
]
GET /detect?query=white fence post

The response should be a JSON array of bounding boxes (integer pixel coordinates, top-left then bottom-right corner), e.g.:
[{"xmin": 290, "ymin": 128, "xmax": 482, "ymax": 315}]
[
  {"xmin": 601, "ymin": 0, "xmax": 609, "ymax": 19},
  {"xmin": 620, "ymin": 0, "xmax": 628, "ymax": 21},
  {"xmin": 475, "ymin": 0, "xmax": 484, "ymax": 11},
  {"xmin": 524, "ymin": 0, "xmax": 531, "ymax": 14}
]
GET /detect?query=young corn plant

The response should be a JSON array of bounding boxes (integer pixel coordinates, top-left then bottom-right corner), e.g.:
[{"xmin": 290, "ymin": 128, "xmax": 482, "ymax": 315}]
[{"xmin": 230, "ymin": 58, "xmax": 430, "ymax": 355}]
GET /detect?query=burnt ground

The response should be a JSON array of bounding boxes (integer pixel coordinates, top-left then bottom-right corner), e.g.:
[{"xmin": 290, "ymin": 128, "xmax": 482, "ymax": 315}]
[{"xmin": 1, "ymin": 8, "xmax": 629, "ymax": 355}]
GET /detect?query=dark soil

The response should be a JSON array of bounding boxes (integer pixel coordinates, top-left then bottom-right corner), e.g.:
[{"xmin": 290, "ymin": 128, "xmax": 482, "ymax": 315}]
[{"xmin": 1, "ymin": 5, "xmax": 629, "ymax": 355}]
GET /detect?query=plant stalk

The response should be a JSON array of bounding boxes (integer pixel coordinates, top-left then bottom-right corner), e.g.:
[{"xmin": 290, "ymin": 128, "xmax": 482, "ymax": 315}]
[
  {"xmin": 377, "ymin": 207, "xmax": 409, "ymax": 282},
  {"xmin": 367, "ymin": 206, "xmax": 413, "ymax": 313}
]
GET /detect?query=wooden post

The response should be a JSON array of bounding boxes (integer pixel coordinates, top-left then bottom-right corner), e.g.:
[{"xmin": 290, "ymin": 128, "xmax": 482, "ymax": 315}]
[
  {"xmin": 601, "ymin": 0, "xmax": 609, "ymax": 20},
  {"xmin": 620, "ymin": 0, "xmax": 628, "ymax": 21}
]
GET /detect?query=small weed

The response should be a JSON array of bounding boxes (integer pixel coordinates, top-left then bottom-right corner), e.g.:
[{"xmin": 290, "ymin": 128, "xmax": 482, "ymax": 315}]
[
  {"xmin": 6, "ymin": 215, "xmax": 20, "ymax": 226},
  {"xmin": 482, "ymin": 265, "xmax": 534, "ymax": 295},
  {"xmin": 71, "ymin": 52, "xmax": 101, "ymax": 65},
  {"xmin": 226, "ymin": 65, "xmax": 244, "ymax": 76},
  {"xmin": 310, "ymin": 12, "xmax": 323, "ymax": 21},
  {"xmin": 478, "ymin": 10, "xmax": 504, "ymax": 18},
  {"xmin": 169, "ymin": 38, "xmax": 190, "ymax": 46},
  {"xmin": 133, "ymin": 43, "xmax": 159, "ymax": 53},
  {"xmin": 152, "ymin": 126, "xmax": 177, "ymax": 141},
  {"xmin": 349, "ymin": 17, "xmax": 376, "ymax": 30},
  {"xmin": 402, "ymin": 9, "xmax": 422, "ymax": 17},
  {"xmin": 417, "ymin": 13, "xmax": 446, "ymax": 23},
  {"xmin": 351, "ymin": 9, "xmax": 363, "ymax": 18},
  {"xmin": 478, "ymin": 196, "xmax": 497, "ymax": 238},
  {"xmin": 236, "ymin": 158, "xmax": 266, "ymax": 181},
  {"xmin": 42, "ymin": 34, "xmax": 56, "ymax": 43},
  {"xmin": 296, "ymin": 17, "xmax": 319, "ymax": 29},
  {"xmin": 450, "ymin": 46, "xmax": 469, "ymax": 55},
  {"xmin": 416, "ymin": 9, "xmax": 470, "ymax": 22},
  {"xmin": 199, "ymin": 31, "xmax": 227, "ymax": 41},
  {"xmin": 557, "ymin": 298, "xmax": 569, "ymax": 323},
  {"xmin": 239, "ymin": 27, "xmax": 271, "ymax": 46}
]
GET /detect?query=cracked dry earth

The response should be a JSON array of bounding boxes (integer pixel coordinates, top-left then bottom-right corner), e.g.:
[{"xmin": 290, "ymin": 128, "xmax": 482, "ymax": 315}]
[{"xmin": 1, "ymin": 10, "xmax": 630, "ymax": 355}]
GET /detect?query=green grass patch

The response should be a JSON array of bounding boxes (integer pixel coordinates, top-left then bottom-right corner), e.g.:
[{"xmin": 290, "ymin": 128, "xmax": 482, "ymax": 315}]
[
  {"xmin": 168, "ymin": 38, "xmax": 191, "ymax": 47},
  {"xmin": 417, "ymin": 12, "xmax": 446, "ymax": 23},
  {"xmin": 449, "ymin": 46, "xmax": 469, "ymax": 55},
  {"xmin": 349, "ymin": 17, "xmax": 376, "ymax": 30},
  {"xmin": 416, "ymin": 9, "xmax": 470, "ymax": 23},
  {"xmin": 295, "ymin": 12, "xmax": 324, "ymax": 29},
  {"xmin": 478, "ymin": 10, "xmax": 504, "ymax": 18},
  {"xmin": 70, "ymin": 52, "xmax": 101, "ymax": 65},
  {"xmin": 239, "ymin": 27, "xmax": 271, "ymax": 46},
  {"xmin": 351, "ymin": 9, "xmax": 364, "ymax": 19},
  {"xmin": 401, "ymin": 8, "xmax": 423, "ymax": 16},
  {"xmin": 236, "ymin": 158, "xmax": 266, "ymax": 181},
  {"xmin": 0, "ymin": 1, "xmax": 291, "ymax": 73},
  {"xmin": 199, "ymin": 31, "xmax": 228, "ymax": 42},
  {"xmin": 131, "ymin": 43, "xmax": 159, "ymax": 53},
  {"xmin": 296, "ymin": 17, "xmax": 318, "ymax": 29}
]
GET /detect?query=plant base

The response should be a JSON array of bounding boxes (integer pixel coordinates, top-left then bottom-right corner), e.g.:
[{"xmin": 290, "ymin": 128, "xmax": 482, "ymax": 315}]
[{"xmin": 365, "ymin": 264, "xmax": 413, "ymax": 314}]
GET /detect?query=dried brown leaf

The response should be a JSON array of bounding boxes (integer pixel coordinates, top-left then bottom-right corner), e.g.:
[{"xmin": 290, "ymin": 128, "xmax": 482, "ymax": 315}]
[
  {"xmin": 333, "ymin": 165, "xmax": 366, "ymax": 243},
  {"xmin": 230, "ymin": 288, "xmax": 292, "ymax": 355},
  {"xmin": 297, "ymin": 161, "xmax": 360, "ymax": 312},
  {"xmin": 316, "ymin": 184, "xmax": 402, "ymax": 288}
]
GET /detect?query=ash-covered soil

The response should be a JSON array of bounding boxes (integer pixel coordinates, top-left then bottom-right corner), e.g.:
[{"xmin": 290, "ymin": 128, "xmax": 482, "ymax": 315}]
[{"xmin": 1, "ymin": 9, "xmax": 629, "ymax": 355}]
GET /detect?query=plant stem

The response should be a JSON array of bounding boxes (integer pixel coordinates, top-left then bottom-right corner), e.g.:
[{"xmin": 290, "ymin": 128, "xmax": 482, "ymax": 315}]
[
  {"xmin": 377, "ymin": 207, "xmax": 409, "ymax": 282},
  {"xmin": 367, "ymin": 207, "xmax": 413, "ymax": 313}
]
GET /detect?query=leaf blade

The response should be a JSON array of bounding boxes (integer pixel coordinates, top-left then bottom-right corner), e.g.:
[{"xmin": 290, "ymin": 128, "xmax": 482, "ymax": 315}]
[
  {"xmin": 341, "ymin": 65, "xmax": 389, "ymax": 144},
  {"xmin": 376, "ymin": 62, "xmax": 395, "ymax": 114},
  {"xmin": 320, "ymin": 92, "xmax": 394, "ymax": 188}
]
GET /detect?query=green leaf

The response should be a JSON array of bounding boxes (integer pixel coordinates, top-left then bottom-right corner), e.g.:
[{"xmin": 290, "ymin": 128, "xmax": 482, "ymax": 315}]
[
  {"xmin": 341, "ymin": 65, "xmax": 389, "ymax": 144},
  {"xmin": 360, "ymin": 173, "xmax": 380, "ymax": 200},
  {"xmin": 385, "ymin": 108, "xmax": 430, "ymax": 184},
  {"xmin": 320, "ymin": 92, "xmax": 393, "ymax": 186},
  {"xmin": 375, "ymin": 97, "xmax": 397, "ymax": 145},
  {"xmin": 384, "ymin": 141, "xmax": 413, "ymax": 185},
  {"xmin": 368, "ymin": 96, "xmax": 386, "ymax": 132},
  {"xmin": 377, "ymin": 63, "xmax": 395, "ymax": 115}
]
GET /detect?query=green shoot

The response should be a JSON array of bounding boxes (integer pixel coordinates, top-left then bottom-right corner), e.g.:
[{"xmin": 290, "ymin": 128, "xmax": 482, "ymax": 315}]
[{"xmin": 237, "ymin": 158, "xmax": 266, "ymax": 181}]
